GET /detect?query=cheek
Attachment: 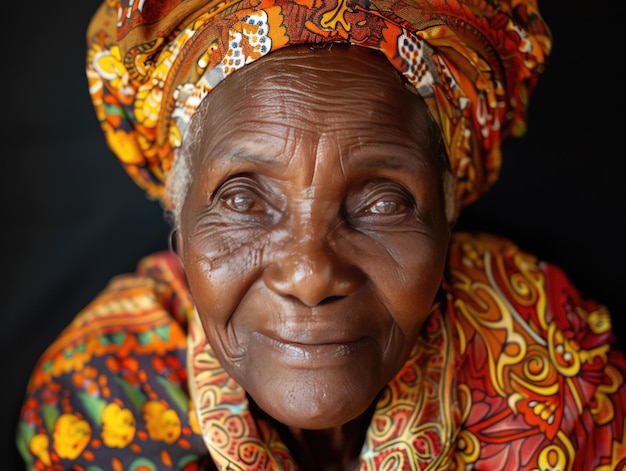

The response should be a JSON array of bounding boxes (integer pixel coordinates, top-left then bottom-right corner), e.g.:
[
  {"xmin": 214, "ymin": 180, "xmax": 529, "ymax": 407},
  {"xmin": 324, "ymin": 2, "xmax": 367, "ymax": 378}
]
[
  {"xmin": 361, "ymin": 232, "xmax": 449, "ymax": 334},
  {"xmin": 182, "ymin": 232, "xmax": 270, "ymax": 334}
]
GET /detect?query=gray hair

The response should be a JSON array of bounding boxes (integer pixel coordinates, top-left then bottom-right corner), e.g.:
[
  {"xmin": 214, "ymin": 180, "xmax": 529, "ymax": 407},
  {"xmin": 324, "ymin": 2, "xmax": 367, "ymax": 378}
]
[{"xmin": 164, "ymin": 94, "xmax": 212, "ymax": 228}]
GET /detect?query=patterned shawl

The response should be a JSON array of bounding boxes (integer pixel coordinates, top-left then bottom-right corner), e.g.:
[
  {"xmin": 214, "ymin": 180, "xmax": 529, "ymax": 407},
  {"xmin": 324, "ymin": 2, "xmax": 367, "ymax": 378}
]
[{"xmin": 17, "ymin": 233, "xmax": 626, "ymax": 469}]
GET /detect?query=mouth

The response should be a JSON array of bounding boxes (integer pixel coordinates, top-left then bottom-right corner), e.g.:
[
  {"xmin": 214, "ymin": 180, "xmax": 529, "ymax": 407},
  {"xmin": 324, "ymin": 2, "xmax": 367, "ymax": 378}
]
[{"xmin": 257, "ymin": 333, "xmax": 372, "ymax": 368}]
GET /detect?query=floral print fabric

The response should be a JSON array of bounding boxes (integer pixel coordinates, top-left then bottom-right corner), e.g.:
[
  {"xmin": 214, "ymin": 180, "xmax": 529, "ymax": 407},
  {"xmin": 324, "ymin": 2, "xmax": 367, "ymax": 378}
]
[
  {"xmin": 17, "ymin": 232, "xmax": 626, "ymax": 470},
  {"xmin": 17, "ymin": 256, "xmax": 214, "ymax": 470},
  {"xmin": 86, "ymin": 0, "xmax": 551, "ymax": 207}
]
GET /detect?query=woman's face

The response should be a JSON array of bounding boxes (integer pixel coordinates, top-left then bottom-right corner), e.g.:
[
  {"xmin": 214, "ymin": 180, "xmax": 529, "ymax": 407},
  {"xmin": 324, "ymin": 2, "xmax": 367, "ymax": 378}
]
[{"xmin": 178, "ymin": 45, "xmax": 453, "ymax": 430}]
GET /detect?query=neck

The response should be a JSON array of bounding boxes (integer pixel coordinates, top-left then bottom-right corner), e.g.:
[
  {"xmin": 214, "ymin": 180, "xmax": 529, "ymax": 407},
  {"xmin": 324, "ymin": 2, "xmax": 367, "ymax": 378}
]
[
  {"xmin": 286, "ymin": 419, "xmax": 367, "ymax": 471},
  {"xmin": 249, "ymin": 395, "xmax": 377, "ymax": 470}
]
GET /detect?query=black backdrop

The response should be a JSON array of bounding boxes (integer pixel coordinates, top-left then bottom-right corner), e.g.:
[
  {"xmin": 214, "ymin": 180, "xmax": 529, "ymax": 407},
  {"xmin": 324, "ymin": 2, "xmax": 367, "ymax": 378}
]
[{"xmin": 2, "ymin": 1, "xmax": 624, "ymax": 469}]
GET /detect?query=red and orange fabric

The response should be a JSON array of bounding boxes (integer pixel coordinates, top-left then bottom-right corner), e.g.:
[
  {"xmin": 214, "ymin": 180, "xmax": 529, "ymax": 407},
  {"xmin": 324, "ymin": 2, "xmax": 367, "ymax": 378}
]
[
  {"xmin": 86, "ymin": 0, "xmax": 551, "ymax": 207},
  {"xmin": 17, "ymin": 1, "xmax": 626, "ymax": 469},
  {"xmin": 16, "ymin": 232, "xmax": 626, "ymax": 469}
]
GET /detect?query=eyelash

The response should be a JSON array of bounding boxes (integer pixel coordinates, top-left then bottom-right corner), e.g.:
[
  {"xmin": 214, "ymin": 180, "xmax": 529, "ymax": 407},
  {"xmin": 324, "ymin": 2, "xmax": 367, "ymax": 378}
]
[
  {"xmin": 214, "ymin": 175, "xmax": 269, "ymax": 212},
  {"xmin": 353, "ymin": 184, "xmax": 415, "ymax": 219},
  {"xmin": 364, "ymin": 195, "xmax": 409, "ymax": 215},
  {"xmin": 220, "ymin": 189, "xmax": 260, "ymax": 212}
]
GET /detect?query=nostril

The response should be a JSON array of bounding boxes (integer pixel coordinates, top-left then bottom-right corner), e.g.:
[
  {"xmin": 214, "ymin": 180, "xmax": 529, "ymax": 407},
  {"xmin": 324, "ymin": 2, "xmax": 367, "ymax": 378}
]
[
  {"xmin": 263, "ymin": 250, "xmax": 363, "ymax": 307},
  {"xmin": 318, "ymin": 295, "xmax": 344, "ymax": 305},
  {"xmin": 282, "ymin": 294, "xmax": 344, "ymax": 306}
]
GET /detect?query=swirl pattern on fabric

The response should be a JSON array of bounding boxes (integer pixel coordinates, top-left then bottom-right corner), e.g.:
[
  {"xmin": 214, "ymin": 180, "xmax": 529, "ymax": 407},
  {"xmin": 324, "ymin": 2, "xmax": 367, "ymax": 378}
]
[
  {"xmin": 86, "ymin": 0, "xmax": 551, "ymax": 207},
  {"xmin": 16, "ymin": 233, "xmax": 626, "ymax": 469}
]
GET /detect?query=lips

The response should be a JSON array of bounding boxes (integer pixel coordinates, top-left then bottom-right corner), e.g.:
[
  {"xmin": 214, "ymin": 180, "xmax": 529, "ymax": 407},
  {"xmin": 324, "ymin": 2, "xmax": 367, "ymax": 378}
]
[{"xmin": 255, "ymin": 332, "xmax": 373, "ymax": 368}]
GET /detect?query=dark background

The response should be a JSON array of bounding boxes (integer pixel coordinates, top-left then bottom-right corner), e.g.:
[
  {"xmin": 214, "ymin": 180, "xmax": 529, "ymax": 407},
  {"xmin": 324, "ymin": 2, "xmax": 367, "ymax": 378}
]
[{"xmin": 2, "ymin": 1, "xmax": 624, "ymax": 469}]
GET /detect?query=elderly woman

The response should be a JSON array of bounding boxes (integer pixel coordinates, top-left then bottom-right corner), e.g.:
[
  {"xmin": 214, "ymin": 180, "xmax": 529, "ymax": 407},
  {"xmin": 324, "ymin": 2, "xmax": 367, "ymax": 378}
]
[{"xmin": 16, "ymin": 0, "xmax": 626, "ymax": 469}]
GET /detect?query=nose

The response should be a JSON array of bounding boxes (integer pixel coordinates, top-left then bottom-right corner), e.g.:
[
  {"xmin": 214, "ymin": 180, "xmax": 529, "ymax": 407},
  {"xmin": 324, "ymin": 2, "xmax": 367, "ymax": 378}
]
[{"xmin": 263, "ymin": 236, "xmax": 363, "ymax": 307}]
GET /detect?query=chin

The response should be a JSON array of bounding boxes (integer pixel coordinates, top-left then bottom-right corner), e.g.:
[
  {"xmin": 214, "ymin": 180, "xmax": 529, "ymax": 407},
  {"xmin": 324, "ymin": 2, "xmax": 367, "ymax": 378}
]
[
  {"xmin": 259, "ymin": 395, "xmax": 367, "ymax": 430},
  {"xmin": 245, "ymin": 369, "xmax": 383, "ymax": 430}
]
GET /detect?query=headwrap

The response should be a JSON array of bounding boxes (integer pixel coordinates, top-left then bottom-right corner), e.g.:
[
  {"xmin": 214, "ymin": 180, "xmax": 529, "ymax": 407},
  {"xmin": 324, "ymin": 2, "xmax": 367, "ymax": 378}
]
[{"xmin": 86, "ymin": 0, "xmax": 551, "ymax": 207}]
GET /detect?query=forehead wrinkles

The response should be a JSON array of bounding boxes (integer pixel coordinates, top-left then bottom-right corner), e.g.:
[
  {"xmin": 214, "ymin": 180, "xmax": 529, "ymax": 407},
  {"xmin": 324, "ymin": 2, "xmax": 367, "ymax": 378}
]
[
  {"xmin": 187, "ymin": 45, "xmax": 438, "ymax": 180},
  {"xmin": 252, "ymin": 61, "xmax": 408, "ymax": 122},
  {"xmin": 214, "ymin": 46, "xmax": 410, "ymax": 119}
]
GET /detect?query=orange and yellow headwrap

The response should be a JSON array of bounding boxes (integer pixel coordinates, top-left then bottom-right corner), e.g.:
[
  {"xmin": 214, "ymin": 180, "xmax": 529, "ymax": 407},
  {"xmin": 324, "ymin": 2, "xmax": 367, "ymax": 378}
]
[{"xmin": 86, "ymin": 0, "xmax": 551, "ymax": 207}]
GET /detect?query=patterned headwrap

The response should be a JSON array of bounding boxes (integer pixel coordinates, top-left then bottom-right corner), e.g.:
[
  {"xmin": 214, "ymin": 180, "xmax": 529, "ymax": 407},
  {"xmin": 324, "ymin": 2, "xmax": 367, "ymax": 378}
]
[{"xmin": 86, "ymin": 0, "xmax": 551, "ymax": 207}]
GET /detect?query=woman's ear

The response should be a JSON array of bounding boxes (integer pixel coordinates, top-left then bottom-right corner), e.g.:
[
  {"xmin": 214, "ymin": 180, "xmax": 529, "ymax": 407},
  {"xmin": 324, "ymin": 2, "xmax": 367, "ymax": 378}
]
[
  {"xmin": 176, "ymin": 229, "xmax": 186, "ymax": 258},
  {"xmin": 168, "ymin": 228, "xmax": 180, "ymax": 255},
  {"xmin": 443, "ymin": 170, "xmax": 460, "ymax": 228},
  {"xmin": 169, "ymin": 227, "xmax": 187, "ymax": 260}
]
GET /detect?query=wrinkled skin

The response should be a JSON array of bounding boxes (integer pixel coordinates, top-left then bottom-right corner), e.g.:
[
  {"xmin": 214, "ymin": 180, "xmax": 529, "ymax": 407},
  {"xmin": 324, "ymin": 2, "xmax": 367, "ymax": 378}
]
[{"xmin": 177, "ymin": 44, "xmax": 456, "ymax": 467}]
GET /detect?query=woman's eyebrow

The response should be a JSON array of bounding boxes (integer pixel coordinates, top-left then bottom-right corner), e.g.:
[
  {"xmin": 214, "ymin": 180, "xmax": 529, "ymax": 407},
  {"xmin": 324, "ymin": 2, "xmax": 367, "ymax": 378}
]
[
  {"xmin": 208, "ymin": 144, "xmax": 291, "ymax": 173},
  {"xmin": 346, "ymin": 144, "xmax": 433, "ymax": 172}
]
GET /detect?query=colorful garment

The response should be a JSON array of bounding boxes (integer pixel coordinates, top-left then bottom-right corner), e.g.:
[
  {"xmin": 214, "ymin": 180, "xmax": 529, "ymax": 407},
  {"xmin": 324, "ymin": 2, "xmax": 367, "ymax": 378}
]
[
  {"xmin": 17, "ymin": 232, "xmax": 626, "ymax": 470},
  {"xmin": 86, "ymin": 0, "xmax": 551, "ymax": 207}
]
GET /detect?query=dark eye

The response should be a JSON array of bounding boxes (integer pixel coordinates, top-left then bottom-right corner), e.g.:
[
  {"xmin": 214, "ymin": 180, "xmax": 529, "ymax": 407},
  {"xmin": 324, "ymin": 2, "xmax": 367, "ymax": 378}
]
[
  {"xmin": 222, "ymin": 190, "xmax": 259, "ymax": 212},
  {"xmin": 367, "ymin": 197, "xmax": 407, "ymax": 215},
  {"xmin": 215, "ymin": 175, "xmax": 270, "ymax": 214},
  {"xmin": 346, "ymin": 181, "xmax": 416, "ymax": 229},
  {"xmin": 360, "ymin": 186, "xmax": 413, "ymax": 218}
]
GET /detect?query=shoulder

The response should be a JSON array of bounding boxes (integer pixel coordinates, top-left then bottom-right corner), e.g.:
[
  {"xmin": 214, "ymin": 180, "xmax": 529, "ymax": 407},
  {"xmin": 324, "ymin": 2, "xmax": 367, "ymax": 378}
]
[
  {"xmin": 34, "ymin": 251, "xmax": 192, "ymax": 381},
  {"xmin": 447, "ymin": 231, "xmax": 616, "ymax": 346},
  {"xmin": 445, "ymin": 232, "xmax": 626, "ymax": 470},
  {"xmin": 17, "ymin": 251, "xmax": 212, "ymax": 469}
]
